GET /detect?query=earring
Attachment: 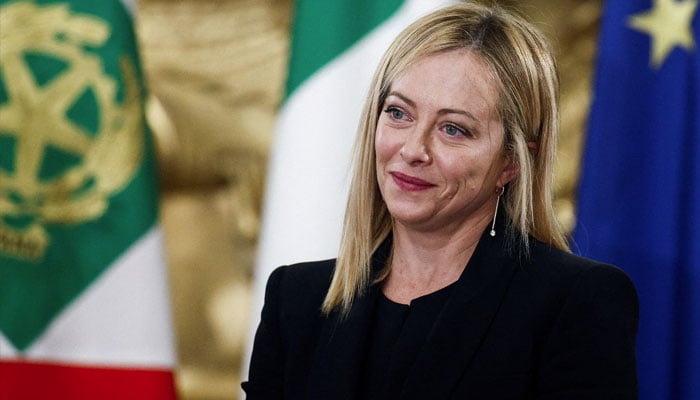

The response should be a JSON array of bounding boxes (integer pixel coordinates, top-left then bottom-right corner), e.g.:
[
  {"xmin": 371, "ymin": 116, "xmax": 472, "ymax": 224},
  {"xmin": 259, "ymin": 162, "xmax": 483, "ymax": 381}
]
[{"xmin": 490, "ymin": 186, "xmax": 505, "ymax": 237}]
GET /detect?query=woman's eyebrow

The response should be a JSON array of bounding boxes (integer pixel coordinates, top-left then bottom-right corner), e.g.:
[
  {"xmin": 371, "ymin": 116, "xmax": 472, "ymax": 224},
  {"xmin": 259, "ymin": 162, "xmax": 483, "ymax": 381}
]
[
  {"xmin": 386, "ymin": 91, "xmax": 416, "ymax": 108},
  {"xmin": 387, "ymin": 91, "xmax": 478, "ymax": 122},
  {"xmin": 438, "ymin": 108, "xmax": 478, "ymax": 123}
]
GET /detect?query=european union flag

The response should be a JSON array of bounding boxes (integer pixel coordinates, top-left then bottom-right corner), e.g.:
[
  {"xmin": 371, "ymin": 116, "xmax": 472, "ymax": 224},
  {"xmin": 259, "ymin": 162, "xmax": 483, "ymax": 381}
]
[{"xmin": 575, "ymin": 1, "xmax": 700, "ymax": 399}]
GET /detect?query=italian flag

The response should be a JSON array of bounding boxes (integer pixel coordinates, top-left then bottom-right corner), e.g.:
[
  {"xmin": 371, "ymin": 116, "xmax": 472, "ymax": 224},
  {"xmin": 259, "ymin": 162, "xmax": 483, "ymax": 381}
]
[
  {"xmin": 247, "ymin": 0, "xmax": 456, "ymax": 367},
  {"xmin": 0, "ymin": 0, "xmax": 177, "ymax": 398}
]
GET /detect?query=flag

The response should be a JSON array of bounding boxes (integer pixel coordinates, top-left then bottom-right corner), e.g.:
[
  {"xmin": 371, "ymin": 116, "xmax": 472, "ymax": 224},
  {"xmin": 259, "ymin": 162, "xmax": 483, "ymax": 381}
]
[
  {"xmin": 0, "ymin": 0, "xmax": 177, "ymax": 398},
  {"xmin": 246, "ymin": 0, "xmax": 457, "ymax": 370},
  {"xmin": 574, "ymin": 1, "xmax": 700, "ymax": 399}
]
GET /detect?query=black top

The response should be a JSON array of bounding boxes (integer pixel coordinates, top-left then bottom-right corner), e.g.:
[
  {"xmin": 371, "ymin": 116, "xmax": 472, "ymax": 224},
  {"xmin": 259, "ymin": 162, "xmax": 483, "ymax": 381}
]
[
  {"xmin": 243, "ymin": 218, "xmax": 639, "ymax": 400},
  {"xmin": 361, "ymin": 283, "xmax": 455, "ymax": 399}
]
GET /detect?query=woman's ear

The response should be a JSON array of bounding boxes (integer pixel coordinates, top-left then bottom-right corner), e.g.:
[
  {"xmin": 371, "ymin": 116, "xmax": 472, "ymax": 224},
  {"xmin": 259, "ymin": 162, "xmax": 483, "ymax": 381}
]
[
  {"xmin": 497, "ymin": 156, "xmax": 520, "ymax": 188},
  {"xmin": 527, "ymin": 141, "xmax": 538, "ymax": 157}
]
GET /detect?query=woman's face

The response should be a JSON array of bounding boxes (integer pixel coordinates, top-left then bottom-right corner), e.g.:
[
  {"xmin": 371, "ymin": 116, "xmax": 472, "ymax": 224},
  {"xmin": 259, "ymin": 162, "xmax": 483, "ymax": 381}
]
[{"xmin": 375, "ymin": 49, "xmax": 517, "ymax": 233}]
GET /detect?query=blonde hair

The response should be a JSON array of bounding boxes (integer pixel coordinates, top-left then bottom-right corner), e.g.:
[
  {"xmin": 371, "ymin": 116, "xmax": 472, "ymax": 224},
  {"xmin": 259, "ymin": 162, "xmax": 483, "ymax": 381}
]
[{"xmin": 322, "ymin": 2, "xmax": 568, "ymax": 315}]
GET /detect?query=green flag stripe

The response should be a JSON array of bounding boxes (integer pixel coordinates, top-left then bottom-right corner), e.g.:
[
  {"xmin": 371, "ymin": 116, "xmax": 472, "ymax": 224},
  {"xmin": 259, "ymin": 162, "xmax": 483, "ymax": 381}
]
[{"xmin": 285, "ymin": 0, "xmax": 404, "ymax": 98}]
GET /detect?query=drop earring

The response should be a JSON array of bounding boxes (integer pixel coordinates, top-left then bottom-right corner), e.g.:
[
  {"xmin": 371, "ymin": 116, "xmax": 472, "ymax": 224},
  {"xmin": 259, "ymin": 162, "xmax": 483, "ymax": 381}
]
[{"xmin": 490, "ymin": 186, "xmax": 505, "ymax": 237}]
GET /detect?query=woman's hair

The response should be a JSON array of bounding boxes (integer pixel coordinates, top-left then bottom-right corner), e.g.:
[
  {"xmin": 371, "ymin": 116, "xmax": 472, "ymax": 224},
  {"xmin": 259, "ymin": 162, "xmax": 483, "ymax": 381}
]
[{"xmin": 322, "ymin": 2, "xmax": 568, "ymax": 315}]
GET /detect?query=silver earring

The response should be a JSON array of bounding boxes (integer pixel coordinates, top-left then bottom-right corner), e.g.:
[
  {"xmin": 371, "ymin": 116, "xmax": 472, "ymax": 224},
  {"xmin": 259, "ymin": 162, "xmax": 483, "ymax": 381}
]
[{"xmin": 490, "ymin": 186, "xmax": 505, "ymax": 237}]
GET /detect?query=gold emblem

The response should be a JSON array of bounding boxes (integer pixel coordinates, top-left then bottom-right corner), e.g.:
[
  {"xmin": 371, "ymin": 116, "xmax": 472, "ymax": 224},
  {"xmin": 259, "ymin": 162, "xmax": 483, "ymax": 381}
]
[{"xmin": 0, "ymin": 3, "xmax": 143, "ymax": 261}]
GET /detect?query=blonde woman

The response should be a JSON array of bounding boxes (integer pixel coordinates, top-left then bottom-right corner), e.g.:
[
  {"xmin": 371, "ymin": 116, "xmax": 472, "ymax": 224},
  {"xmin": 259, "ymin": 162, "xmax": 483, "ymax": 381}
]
[{"xmin": 243, "ymin": 3, "xmax": 638, "ymax": 399}]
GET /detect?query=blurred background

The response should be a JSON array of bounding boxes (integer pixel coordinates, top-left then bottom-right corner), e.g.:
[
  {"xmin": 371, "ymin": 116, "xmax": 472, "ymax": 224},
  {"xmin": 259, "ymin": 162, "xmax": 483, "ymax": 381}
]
[
  {"xmin": 3, "ymin": 0, "xmax": 697, "ymax": 398},
  {"xmin": 135, "ymin": 0, "xmax": 602, "ymax": 398}
]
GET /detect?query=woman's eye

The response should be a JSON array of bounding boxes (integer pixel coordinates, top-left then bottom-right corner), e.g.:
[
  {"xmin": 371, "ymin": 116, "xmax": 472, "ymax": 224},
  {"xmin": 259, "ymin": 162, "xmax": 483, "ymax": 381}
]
[
  {"xmin": 384, "ymin": 107, "xmax": 406, "ymax": 120},
  {"xmin": 444, "ymin": 124, "xmax": 466, "ymax": 136}
]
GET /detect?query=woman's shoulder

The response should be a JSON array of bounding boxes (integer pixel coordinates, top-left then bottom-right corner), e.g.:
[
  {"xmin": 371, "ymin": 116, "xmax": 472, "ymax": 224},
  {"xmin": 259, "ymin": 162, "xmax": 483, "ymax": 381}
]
[
  {"xmin": 510, "ymin": 239, "xmax": 639, "ymax": 345},
  {"xmin": 269, "ymin": 258, "xmax": 336, "ymax": 287},
  {"xmin": 264, "ymin": 258, "xmax": 336, "ymax": 313},
  {"xmin": 510, "ymin": 241, "xmax": 639, "ymax": 395},
  {"xmin": 523, "ymin": 238, "xmax": 637, "ymax": 301}
]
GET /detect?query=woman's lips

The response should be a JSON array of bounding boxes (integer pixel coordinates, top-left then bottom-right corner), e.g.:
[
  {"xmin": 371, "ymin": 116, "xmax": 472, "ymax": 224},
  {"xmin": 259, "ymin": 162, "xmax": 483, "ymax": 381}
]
[{"xmin": 390, "ymin": 172, "xmax": 436, "ymax": 191}]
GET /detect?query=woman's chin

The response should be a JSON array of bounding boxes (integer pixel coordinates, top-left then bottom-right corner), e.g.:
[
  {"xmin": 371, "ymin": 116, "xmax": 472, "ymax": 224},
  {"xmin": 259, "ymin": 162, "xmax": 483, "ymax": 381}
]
[{"xmin": 388, "ymin": 207, "xmax": 440, "ymax": 231}]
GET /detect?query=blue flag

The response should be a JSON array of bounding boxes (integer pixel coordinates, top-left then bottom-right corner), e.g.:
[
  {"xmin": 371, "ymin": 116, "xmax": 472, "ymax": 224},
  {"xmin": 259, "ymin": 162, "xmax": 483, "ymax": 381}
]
[{"xmin": 575, "ymin": 1, "xmax": 700, "ymax": 399}]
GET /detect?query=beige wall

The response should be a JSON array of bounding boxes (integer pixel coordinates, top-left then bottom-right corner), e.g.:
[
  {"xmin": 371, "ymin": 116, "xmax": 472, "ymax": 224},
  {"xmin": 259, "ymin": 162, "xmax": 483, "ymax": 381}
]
[{"xmin": 135, "ymin": 1, "xmax": 602, "ymax": 398}]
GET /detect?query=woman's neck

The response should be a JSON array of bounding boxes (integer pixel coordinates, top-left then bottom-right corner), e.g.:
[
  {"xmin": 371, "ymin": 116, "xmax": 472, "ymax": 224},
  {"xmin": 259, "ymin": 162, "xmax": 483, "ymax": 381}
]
[{"xmin": 383, "ymin": 212, "xmax": 492, "ymax": 304}]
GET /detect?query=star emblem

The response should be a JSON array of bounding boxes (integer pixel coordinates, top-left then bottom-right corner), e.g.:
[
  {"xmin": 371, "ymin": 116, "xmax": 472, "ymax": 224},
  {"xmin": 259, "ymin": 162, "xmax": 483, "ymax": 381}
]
[{"xmin": 627, "ymin": 0, "xmax": 698, "ymax": 68}]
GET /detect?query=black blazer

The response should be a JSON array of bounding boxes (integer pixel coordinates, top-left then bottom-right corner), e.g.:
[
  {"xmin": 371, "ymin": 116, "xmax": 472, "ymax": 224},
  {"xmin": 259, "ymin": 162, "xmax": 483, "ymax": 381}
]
[{"xmin": 243, "ymin": 226, "xmax": 639, "ymax": 400}]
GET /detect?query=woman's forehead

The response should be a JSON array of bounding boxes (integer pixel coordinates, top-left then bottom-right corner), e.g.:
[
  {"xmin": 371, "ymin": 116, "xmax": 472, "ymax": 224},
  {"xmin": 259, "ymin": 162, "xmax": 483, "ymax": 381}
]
[
  {"xmin": 387, "ymin": 49, "xmax": 501, "ymax": 118},
  {"xmin": 387, "ymin": 49, "xmax": 501, "ymax": 96}
]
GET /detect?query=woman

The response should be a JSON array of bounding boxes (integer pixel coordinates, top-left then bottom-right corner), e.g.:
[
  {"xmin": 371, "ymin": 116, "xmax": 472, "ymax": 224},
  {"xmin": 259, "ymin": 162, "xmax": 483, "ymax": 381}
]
[{"xmin": 243, "ymin": 3, "xmax": 638, "ymax": 399}]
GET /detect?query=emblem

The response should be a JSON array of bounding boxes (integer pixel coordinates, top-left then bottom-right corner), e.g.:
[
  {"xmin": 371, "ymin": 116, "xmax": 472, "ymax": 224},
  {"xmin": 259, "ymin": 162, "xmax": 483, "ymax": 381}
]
[{"xmin": 0, "ymin": 2, "xmax": 143, "ymax": 261}]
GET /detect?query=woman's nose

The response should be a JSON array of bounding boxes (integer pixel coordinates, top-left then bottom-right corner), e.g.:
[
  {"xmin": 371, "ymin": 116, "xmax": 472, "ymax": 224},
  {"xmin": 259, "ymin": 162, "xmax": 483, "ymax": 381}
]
[{"xmin": 399, "ymin": 128, "xmax": 431, "ymax": 164}]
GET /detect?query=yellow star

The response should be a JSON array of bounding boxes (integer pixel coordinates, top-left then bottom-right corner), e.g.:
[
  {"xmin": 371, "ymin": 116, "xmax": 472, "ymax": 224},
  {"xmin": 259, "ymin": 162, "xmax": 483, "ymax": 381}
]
[{"xmin": 627, "ymin": 0, "xmax": 698, "ymax": 68}]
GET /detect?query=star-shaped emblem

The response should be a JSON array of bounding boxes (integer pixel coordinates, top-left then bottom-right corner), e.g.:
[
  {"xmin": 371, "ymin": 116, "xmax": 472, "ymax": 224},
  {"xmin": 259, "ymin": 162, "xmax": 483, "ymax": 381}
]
[{"xmin": 627, "ymin": 0, "xmax": 698, "ymax": 68}]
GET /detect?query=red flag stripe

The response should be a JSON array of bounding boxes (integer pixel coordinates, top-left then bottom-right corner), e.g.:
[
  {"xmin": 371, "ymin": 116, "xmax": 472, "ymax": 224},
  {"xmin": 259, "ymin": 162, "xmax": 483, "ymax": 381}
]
[{"xmin": 0, "ymin": 360, "xmax": 177, "ymax": 399}]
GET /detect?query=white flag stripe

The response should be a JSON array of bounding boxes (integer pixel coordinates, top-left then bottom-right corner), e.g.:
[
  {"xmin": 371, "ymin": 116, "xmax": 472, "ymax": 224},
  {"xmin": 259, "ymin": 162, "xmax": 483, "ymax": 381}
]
[
  {"xmin": 246, "ymin": 0, "xmax": 457, "ymax": 375},
  {"xmin": 0, "ymin": 332, "xmax": 16, "ymax": 357},
  {"xmin": 0, "ymin": 226, "xmax": 176, "ymax": 368}
]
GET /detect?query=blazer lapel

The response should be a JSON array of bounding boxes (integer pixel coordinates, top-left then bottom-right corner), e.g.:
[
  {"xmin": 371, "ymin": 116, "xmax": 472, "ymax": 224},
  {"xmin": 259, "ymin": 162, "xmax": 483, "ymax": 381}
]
[
  {"xmin": 397, "ymin": 226, "xmax": 521, "ymax": 399},
  {"xmin": 306, "ymin": 284, "xmax": 379, "ymax": 399},
  {"xmin": 307, "ymin": 240, "xmax": 391, "ymax": 400}
]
